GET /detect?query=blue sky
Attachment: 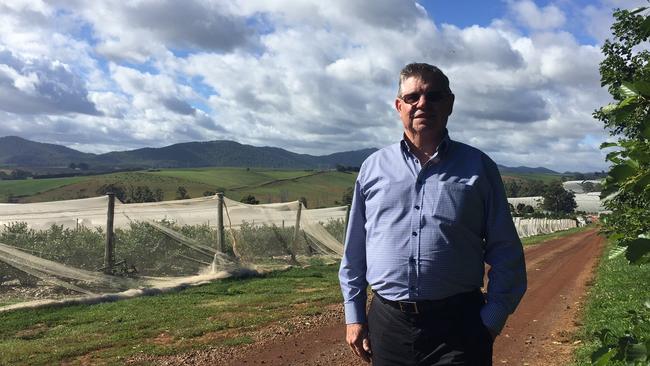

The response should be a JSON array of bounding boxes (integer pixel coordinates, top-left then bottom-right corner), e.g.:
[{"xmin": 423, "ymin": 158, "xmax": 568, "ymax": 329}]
[{"xmin": 0, "ymin": 0, "xmax": 647, "ymax": 172}]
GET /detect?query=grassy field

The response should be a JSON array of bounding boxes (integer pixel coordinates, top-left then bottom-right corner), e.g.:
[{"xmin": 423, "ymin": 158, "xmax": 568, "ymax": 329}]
[
  {"xmin": 572, "ymin": 242, "xmax": 650, "ymax": 365},
  {"xmin": 0, "ymin": 263, "xmax": 343, "ymax": 365},
  {"xmin": 0, "ymin": 167, "xmax": 567, "ymax": 207},
  {"xmin": 3, "ymin": 168, "xmax": 357, "ymax": 207},
  {"xmin": 0, "ymin": 176, "xmax": 87, "ymax": 201}
]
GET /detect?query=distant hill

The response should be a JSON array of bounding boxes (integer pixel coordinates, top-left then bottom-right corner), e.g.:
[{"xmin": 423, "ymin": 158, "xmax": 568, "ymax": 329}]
[
  {"xmin": 497, "ymin": 165, "xmax": 559, "ymax": 174},
  {"xmin": 0, "ymin": 136, "xmax": 94, "ymax": 167},
  {"xmin": 0, "ymin": 136, "xmax": 568, "ymax": 174},
  {"xmin": 0, "ymin": 136, "xmax": 376, "ymax": 170}
]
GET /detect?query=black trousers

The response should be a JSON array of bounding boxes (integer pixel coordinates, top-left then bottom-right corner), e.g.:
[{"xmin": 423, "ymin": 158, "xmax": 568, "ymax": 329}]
[{"xmin": 367, "ymin": 290, "xmax": 493, "ymax": 366}]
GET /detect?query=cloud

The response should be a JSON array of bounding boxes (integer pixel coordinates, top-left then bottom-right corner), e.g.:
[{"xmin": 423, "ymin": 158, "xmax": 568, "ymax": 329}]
[
  {"xmin": 507, "ymin": 0, "xmax": 566, "ymax": 30},
  {"xmin": 67, "ymin": 0, "xmax": 258, "ymax": 62},
  {"xmin": 0, "ymin": 49, "xmax": 100, "ymax": 115},
  {"xmin": 0, "ymin": 0, "xmax": 633, "ymax": 172}
]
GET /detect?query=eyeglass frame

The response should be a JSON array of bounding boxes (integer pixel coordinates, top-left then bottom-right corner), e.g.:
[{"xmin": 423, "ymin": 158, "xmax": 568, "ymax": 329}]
[{"xmin": 398, "ymin": 90, "xmax": 453, "ymax": 105}]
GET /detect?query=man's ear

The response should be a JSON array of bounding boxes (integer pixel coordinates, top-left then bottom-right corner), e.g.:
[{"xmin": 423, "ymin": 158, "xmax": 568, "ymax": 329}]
[
  {"xmin": 395, "ymin": 98, "xmax": 402, "ymax": 112},
  {"xmin": 445, "ymin": 93, "xmax": 455, "ymax": 116}
]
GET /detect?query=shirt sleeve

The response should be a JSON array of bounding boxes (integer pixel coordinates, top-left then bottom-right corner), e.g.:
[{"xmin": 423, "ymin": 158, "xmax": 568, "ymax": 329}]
[
  {"xmin": 480, "ymin": 157, "xmax": 527, "ymax": 334},
  {"xmin": 338, "ymin": 179, "xmax": 369, "ymax": 324}
]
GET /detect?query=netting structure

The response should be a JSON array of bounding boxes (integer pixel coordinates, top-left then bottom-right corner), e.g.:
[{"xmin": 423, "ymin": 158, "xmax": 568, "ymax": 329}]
[
  {"xmin": 507, "ymin": 192, "xmax": 606, "ymax": 214},
  {"xmin": 0, "ymin": 193, "xmax": 588, "ymax": 312},
  {"xmin": 0, "ymin": 195, "xmax": 347, "ymax": 312}
]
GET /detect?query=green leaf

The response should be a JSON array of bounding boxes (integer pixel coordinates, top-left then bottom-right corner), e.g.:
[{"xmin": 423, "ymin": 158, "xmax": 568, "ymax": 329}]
[
  {"xmin": 601, "ymin": 103, "xmax": 619, "ymax": 115},
  {"xmin": 601, "ymin": 142, "xmax": 619, "ymax": 149},
  {"xmin": 642, "ymin": 115, "xmax": 650, "ymax": 139},
  {"xmin": 620, "ymin": 84, "xmax": 638, "ymax": 98},
  {"xmin": 633, "ymin": 172, "xmax": 650, "ymax": 193},
  {"xmin": 629, "ymin": 80, "xmax": 650, "ymax": 97},
  {"xmin": 625, "ymin": 238, "xmax": 650, "ymax": 264},
  {"xmin": 609, "ymin": 164, "xmax": 636, "ymax": 182},
  {"xmin": 628, "ymin": 7, "xmax": 648, "ymax": 15},
  {"xmin": 592, "ymin": 347, "xmax": 616, "ymax": 366}
]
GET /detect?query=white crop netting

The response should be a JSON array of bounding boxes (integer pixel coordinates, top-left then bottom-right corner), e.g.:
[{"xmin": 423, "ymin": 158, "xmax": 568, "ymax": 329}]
[
  {"xmin": 0, "ymin": 195, "xmax": 347, "ymax": 311},
  {"xmin": 507, "ymin": 192, "xmax": 607, "ymax": 214},
  {"xmin": 0, "ymin": 193, "xmax": 587, "ymax": 311}
]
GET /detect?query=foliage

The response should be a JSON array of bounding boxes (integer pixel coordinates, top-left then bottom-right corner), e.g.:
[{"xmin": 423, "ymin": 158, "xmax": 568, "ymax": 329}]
[
  {"xmin": 586, "ymin": 4, "xmax": 650, "ymax": 365},
  {"xmin": 541, "ymin": 181, "xmax": 577, "ymax": 213},
  {"xmin": 503, "ymin": 179, "xmax": 547, "ymax": 197},
  {"xmin": 240, "ymin": 194, "xmax": 260, "ymax": 204},
  {"xmin": 573, "ymin": 241, "xmax": 650, "ymax": 366},
  {"xmin": 595, "ymin": 5, "xmax": 650, "ymax": 265},
  {"xmin": 175, "ymin": 186, "xmax": 190, "ymax": 200}
]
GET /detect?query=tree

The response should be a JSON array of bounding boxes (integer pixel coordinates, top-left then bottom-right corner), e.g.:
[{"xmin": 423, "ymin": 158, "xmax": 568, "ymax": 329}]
[
  {"xmin": 541, "ymin": 181, "xmax": 577, "ymax": 213},
  {"xmin": 96, "ymin": 183, "xmax": 127, "ymax": 202},
  {"xmin": 240, "ymin": 194, "xmax": 259, "ymax": 204},
  {"xmin": 590, "ymin": 6, "xmax": 650, "ymax": 364},
  {"xmin": 595, "ymin": 5, "xmax": 650, "ymax": 265},
  {"xmin": 342, "ymin": 186, "xmax": 354, "ymax": 205},
  {"xmin": 176, "ymin": 186, "xmax": 190, "ymax": 200}
]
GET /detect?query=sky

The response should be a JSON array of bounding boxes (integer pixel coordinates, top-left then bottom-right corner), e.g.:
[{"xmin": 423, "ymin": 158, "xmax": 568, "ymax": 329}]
[{"xmin": 0, "ymin": 0, "xmax": 647, "ymax": 172}]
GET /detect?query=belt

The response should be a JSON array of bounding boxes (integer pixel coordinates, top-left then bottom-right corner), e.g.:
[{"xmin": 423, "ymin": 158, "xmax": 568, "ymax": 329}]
[{"xmin": 372, "ymin": 289, "xmax": 483, "ymax": 315}]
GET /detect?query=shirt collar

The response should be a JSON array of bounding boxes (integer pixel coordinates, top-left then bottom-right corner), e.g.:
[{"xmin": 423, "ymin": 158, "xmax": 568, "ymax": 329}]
[{"xmin": 400, "ymin": 129, "xmax": 452, "ymax": 158}]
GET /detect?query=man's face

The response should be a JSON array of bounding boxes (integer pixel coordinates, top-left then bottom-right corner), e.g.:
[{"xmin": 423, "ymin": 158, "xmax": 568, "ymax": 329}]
[{"xmin": 395, "ymin": 76, "xmax": 454, "ymax": 141}]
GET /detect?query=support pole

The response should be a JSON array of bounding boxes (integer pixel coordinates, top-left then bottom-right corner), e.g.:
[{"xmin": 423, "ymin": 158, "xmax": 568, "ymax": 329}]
[
  {"xmin": 104, "ymin": 193, "xmax": 115, "ymax": 275},
  {"xmin": 291, "ymin": 201, "xmax": 303, "ymax": 261},
  {"xmin": 217, "ymin": 192, "xmax": 225, "ymax": 253}
]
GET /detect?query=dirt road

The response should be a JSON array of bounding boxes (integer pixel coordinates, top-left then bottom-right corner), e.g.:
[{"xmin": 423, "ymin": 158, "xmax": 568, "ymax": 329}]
[{"xmin": 144, "ymin": 228, "xmax": 605, "ymax": 365}]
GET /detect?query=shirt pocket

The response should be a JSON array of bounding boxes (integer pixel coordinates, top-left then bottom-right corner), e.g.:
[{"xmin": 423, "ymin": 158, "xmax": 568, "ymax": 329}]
[{"xmin": 431, "ymin": 181, "xmax": 477, "ymax": 223}]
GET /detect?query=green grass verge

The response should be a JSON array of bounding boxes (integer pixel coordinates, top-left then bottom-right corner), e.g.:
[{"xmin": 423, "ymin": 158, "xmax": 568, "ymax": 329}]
[
  {"xmin": 521, "ymin": 225, "xmax": 592, "ymax": 246},
  {"xmin": 0, "ymin": 264, "xmax": 342, "ymax": 365},
  {"xmin": 572, "ymin": 243, "xmax": 650, "ymax": 365}
]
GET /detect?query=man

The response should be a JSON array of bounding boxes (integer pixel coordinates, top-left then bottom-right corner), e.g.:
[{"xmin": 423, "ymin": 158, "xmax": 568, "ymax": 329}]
[{"xmin": 339, "ymin": 63, "xmax": 526, "ymax": 365}]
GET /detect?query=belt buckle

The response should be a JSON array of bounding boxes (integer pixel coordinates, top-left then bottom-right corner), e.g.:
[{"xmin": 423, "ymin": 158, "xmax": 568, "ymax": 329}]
[{"xmin": 398, "ymin": 301, "xmax": 419, "ymax": 314}]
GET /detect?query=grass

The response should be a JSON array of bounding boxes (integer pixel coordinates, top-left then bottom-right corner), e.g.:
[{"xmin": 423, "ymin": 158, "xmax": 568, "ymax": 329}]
[
  {"xmin": 521, "ymin": 225, "xmax": 592, "ymax": 246},
  {"xmin": 0, "ymin": 264, "xmax": 343, "ymax": 365},
  {"xmin": 0, "ymin": 176, "xmax": 87, "ymax": 201},
  {"xmin": 572, "ymin": 242, "xmax": 650, "ymax": 365},
  {"xmin": 7, "ymin": 167, "xmax": 356, "ymax": 207}
]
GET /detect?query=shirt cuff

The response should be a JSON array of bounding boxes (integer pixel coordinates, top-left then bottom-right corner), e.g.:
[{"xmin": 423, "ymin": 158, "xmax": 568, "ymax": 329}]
[
  {"xmin": 480, "ymin": 301, "xmax": 509, "ymax": 334},
  {"xmin": 344, "ymin": 298, "xmax": 367, "ymax": 324}
]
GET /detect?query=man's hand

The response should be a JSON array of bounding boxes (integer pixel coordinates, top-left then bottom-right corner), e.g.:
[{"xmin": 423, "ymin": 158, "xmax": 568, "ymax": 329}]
[{"xmin": 346, "ymin": 323, "xmax": 371, "ymax": 362}]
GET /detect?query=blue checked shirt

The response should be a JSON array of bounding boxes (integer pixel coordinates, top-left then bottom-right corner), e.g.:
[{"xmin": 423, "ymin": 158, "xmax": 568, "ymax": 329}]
[{"xmin": 339, "ymin": 132, "xmax": 527, "ymax": 333}]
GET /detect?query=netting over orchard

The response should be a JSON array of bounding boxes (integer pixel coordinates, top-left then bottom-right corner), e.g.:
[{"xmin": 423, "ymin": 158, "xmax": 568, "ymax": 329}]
[
  {"xmin": 0, "ymin": 195, "xmax": 347, "ymax": 311},
  {"xmin": 0, "ymin": 193, "xmax": 596, "ymax": 312}
]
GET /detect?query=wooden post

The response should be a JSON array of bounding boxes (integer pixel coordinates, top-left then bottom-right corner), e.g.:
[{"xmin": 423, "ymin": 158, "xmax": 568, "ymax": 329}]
[
  {"xmin": 217, "ymin": 192, "xmax": 225, "ymax": 253},
  {"xmin": 104, "ymin": 193, "xmax": 115, "ymax": 275},
  {"xmin": 291, "ymin": 201, "xmax": 303, "ymax": 260}
]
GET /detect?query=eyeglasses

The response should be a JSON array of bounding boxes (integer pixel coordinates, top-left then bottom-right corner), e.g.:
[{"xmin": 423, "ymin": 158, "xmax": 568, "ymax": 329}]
[{"xmin": 399, "ymin": 91, "xmax": 450, "ymax": 105}]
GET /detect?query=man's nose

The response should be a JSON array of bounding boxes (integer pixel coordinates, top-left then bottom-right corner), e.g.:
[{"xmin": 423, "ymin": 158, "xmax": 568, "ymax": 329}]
[{"xmin": 415, "ymin": 94, "xmax": 428, "ymax": 108}]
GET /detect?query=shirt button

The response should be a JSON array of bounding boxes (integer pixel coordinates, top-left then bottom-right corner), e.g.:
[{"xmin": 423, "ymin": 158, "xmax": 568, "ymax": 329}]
[
  {"xmin": 414, "ymin": 205, "xmax": 420, "ymax": 210},
  {"xmin": 412, "ymin": 231, "xmax": 417, "ymax": 237},
  {"xmin": 409, "ymin": 257, "xmax": 415, "ymax": 263}
]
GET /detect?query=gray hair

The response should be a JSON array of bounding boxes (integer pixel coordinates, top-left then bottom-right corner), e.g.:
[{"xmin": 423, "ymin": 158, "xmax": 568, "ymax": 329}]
[{"xmin": 397, "ymin": 63, "xmax": 451, "ymax": 97}]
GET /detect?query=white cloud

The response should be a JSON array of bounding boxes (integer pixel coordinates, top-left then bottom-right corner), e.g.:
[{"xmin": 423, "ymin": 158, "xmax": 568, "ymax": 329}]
[
  {"xmin": 0, "ymin": 0, "xmax": 635, "ymax": 172},
  {"xmin": 508, "ymin": 0, "xmax": 567, "ymax": 30}
]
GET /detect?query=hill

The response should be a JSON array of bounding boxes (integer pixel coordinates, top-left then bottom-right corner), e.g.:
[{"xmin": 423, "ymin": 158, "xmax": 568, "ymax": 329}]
[
  {"xmin": 0, "ymin": 137, "xmax": 375, "ymax": 170},
  {"xmin": 0, "ymin": 136, "xmax": 93, "ymax": 167}
]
